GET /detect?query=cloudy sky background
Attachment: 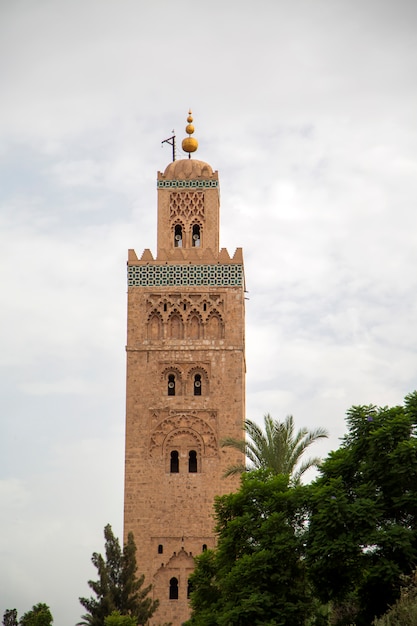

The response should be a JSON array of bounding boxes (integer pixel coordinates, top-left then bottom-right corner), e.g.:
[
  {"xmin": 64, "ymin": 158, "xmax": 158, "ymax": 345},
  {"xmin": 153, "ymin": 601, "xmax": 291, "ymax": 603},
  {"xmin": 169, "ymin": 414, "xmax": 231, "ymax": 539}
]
[{"xmin": 1, "ymin": 0, "xmax": 417, "ymax": 622}]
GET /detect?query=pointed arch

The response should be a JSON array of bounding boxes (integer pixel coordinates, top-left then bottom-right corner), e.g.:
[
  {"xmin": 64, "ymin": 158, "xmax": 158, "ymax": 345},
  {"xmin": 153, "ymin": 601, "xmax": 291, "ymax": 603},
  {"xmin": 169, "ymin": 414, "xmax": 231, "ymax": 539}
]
[
  {"xmin": 206, "ymin": 311, "xmax": 224, "ymax": 339},
  {"xmin": 168, "ymin": 311, "xmax": 184, "ymax": 339},
  {"xmin": 187, "ymin": 310, "xmax": 202, "ymax": 340},
  {"xmin": 147, "ymin": 311, "xmax": 163, "ymax": 340}
]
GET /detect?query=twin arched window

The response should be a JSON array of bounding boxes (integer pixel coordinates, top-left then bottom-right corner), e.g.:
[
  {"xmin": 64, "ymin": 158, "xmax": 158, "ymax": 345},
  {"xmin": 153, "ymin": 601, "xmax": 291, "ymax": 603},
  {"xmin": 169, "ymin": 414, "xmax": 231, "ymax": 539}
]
[
  {"xmin": 173, "ymin": 224, "xmax": 201, "ymax": 248},
  {"xmin": 167, "ymin": 373, "xmax": 204, "ymax": 396},
  {"xmin": 170, "ymin": 450, "xmax": 198, "ymax": 474},
  {"xmin": 169, "ymin": 577, "xmax": 193, "ymax": 600}
]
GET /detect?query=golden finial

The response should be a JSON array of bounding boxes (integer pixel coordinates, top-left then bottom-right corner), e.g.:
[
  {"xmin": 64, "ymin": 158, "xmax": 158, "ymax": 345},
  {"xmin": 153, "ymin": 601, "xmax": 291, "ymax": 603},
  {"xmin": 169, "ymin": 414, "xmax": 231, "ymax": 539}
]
[{"xmin": 182, "ymin": 109, "xmax": 198, "ymax": 158}]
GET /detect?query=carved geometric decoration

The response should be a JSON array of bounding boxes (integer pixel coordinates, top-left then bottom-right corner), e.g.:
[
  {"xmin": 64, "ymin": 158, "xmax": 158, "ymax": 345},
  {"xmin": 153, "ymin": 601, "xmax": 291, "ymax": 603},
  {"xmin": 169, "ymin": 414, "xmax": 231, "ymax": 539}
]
[
  {"xmin": 149, "ymin": 411, "xmax": 218, "ymax": 458},
  {"xmin": 170, "ymin": 191, "xmax": 205, "ymax": 221}
]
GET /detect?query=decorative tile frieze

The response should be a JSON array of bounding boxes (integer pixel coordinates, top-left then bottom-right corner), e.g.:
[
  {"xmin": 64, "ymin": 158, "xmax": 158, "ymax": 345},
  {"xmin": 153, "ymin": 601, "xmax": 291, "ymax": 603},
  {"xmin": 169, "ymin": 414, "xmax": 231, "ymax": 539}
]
[
  {"xmin": 157, "ymin": 179, "xmax": 218, "ymax": 189},
  {"xmin": 128, "ymin": 264, "xmax": 243, "ymax": 287}
]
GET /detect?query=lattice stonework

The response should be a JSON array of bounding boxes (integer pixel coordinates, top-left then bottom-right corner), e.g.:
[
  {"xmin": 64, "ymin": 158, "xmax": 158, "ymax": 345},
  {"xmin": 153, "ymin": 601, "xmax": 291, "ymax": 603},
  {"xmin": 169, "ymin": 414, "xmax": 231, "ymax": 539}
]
[
  {"xmin": 128, "ymin": 264, "xmax": 243, "ymax": 287},
  {"xmin": 169, "ymin": 191, "xmax": 205, "ymax": 221}
]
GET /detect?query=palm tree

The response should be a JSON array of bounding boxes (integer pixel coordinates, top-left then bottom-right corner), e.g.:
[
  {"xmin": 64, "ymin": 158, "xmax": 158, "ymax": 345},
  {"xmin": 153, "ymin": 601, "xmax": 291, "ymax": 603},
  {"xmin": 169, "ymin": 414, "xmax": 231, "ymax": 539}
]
[{"xmin": 221, "ymin": 413, "xmax": 328, "ymax": 483}]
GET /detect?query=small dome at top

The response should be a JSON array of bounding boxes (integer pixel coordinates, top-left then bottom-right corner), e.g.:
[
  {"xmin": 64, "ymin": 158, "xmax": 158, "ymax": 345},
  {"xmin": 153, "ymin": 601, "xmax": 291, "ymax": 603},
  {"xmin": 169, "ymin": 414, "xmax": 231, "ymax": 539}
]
[{"xmin": 163, "ymin": 159, "xmax": 214, "ymax": 180}]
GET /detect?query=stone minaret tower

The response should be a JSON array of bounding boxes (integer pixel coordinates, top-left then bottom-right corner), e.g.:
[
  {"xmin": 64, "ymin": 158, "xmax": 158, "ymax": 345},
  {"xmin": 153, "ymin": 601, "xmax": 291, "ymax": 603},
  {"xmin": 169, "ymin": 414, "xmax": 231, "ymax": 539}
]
[{"xmin": 123, "ymin": 112, "xmax": 245, "ymax": 625}]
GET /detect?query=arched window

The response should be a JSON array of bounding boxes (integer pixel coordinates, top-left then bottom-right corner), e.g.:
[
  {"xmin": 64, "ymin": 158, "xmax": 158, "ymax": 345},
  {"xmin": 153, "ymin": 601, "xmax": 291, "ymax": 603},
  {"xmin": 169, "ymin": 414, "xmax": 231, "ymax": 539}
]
[
  {"xmin": 187, "ymin": 578, "xmax": 193, "ymax": 599},
  {"xmin": 168, "ymin": 374, "xmax": 175, "ymax": 396},
  {"xmin": 202, "ymin": 544, "xmax": 207, "ymax": 552},
  {"xmin": 192, "ymin": 224, "xmax": 200, "ymax": 247},
  {"xmin": 174, "ymin": 225, "xmax": 182, "ymax": 247},
  {"xmin": 193, "ymin": 374, "xmax": 202, "ymax": 396},
  {"xmin": 189, "ymin": 450, "xmax": 197, "ymax": 473},
  {"xmin": 169, "ymin": 577, "xmax": 179, "ymax": 600},
  {"xmin": 170, "ymin": 451, "xmax": 179, "ymax": 473},
  {"xmin": 158, "ymin": 544, "xmax": 163, "ymax": 554}
]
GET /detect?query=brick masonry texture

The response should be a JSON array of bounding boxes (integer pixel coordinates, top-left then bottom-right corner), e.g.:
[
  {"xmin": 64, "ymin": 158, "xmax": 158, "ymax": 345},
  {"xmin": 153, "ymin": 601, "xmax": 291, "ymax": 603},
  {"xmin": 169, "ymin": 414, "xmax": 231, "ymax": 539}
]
[{"xmin": 124, "ymin": 158, "xmax": 246, "ymax": 625}]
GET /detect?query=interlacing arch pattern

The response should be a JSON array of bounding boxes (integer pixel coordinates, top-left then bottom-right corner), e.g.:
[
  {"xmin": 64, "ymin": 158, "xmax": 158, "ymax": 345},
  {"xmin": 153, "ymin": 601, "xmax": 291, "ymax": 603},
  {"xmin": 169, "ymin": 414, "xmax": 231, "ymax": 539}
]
[
  {"xmin": 169, "ymin": 191, "xmax": 205, "ymax": 221},
  {"xmin": 146, "ymin": 296, "xmax": 224, "ymax": 340}
]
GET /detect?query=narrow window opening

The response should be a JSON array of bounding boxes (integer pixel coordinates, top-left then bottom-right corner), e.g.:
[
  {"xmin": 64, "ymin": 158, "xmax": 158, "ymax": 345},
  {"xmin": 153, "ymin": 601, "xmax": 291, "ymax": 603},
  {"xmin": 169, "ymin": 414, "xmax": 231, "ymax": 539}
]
[
  {"xmin": 203, "ymin": 303, "xmax": 207, "ymax": 311},
  {"xmin": 174, "ymin": 225, "xmax": 182, "ymax": 248},
  {"xmin": 164, "ymin": 303, "xmax": 167, "ymax": 312},
  {"xmin": 158, "ymin": 544, "xmax": 163, "ymax": 554},
  {"xmin": 168, "ymin": 374, "xmax": 175, "ymax": 396},
  {"xmin": 192, "ymin": 224, "xmax": 200, "ymax": 247},
  {"xmin": 189, "ymin": 450, "xmax": 197, "ymax": 473},
  {"xmin": 194, "ymin": 374, "xmax": 202, "ymax": 396},
  {"xmin": 169, "ymin": 577, "xmax": 179, "ymax": 600},
  {"xmin": 202, "ymin": 544, "xmax": 207, "ymax": 552},
  {"xmin": 170, "ymin": 451, "xmax": 179, "ymax": 473},
  {"xmin": 187, "ymin": 579, "xmax": 193, "ymax": 599},
  {"xmin": 183, "ymin": 303, "xmax": 186, "ymax": 311}
]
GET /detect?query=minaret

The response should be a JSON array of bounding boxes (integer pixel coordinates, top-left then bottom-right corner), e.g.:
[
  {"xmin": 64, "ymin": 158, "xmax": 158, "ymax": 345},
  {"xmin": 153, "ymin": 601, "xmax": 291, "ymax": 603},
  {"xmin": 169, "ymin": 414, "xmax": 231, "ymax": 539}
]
[{"xmin": 124, "ymin": 112, "xmax": 246, "ymax": 625}]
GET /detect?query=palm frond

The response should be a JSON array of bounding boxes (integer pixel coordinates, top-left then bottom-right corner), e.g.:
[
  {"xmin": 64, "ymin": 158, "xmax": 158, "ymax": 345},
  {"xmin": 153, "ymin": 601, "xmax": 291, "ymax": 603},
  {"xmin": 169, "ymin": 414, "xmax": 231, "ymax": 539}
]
[{"xmin": 222, "ymin": 412, "xmax": 328, "ymax": 481}]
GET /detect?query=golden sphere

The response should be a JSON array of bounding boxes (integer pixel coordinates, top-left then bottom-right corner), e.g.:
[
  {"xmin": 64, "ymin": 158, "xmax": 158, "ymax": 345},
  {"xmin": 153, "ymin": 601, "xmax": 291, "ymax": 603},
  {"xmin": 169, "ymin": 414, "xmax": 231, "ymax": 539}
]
[
  {"xmin": 186, "ymin": 123, "xmax": 195, "ymax": 135},
  {"xmin": 182, "ymin": 137, "xmax": 198, "ymax": 153},
  {"xmin": 187, "ymin": 114, "xmax": 193, "ymax": 123}
]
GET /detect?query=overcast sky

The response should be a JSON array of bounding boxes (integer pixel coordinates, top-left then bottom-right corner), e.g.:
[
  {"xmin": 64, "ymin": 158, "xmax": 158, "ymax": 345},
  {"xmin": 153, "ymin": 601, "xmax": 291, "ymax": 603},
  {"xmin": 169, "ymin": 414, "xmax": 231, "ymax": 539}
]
[{"xmin": 1, "ymin": 0, "xmax": 417, "ymax": 622}]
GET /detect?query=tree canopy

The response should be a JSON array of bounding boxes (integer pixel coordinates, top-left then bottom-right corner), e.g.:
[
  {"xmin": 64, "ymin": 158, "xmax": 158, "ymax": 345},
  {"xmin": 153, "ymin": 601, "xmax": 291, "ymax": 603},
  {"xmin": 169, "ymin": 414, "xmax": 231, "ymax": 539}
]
[
  {"xmin": 2, "ymin": 610, "xmax": 18, "ymax": 626},
  {"xmin": 186, "ymin": 472, "xmax": 313, "ymax": 626},
  {"xmin": 221, "ymin": 413, "xmax": 328, "ymax": 482},
  {"xmin": 103, "ymin": 612, "xmax": 138, "ymax": 626},
  {"xmin": 307, "ymin": 392, "xmax": 417, "ymax": 625},
  {"xmin": 78, "ymin": 524, "xmax": 158, "ymax": 626},
  {"xmin": 187, "ymin": 392, "xmax": 417, "ymax": 626},
  {"xmin": 19, "ymin": 604, "xmax": 52, "ymax": 626}
]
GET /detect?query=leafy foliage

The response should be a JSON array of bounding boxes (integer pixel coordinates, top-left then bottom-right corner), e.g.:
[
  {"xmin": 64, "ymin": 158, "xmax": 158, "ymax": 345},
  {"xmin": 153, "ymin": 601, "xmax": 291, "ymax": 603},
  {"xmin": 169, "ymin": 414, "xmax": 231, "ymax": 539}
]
[
  {"xmin": 373, "ymin": 571, "xmax": 417, "ymax": 625},
  {"xmin": 221, "ymin": 413, "xmax": 328, "ymax": 482},
  {"xmin": 79, "ymin": 524, "xmax": 158, "ymax": 626},
  {"xmin": 186, "ymin": 472, "xmax": 314, "ymax": 626},
  {"xmin": 307, "ymin": 392, "xmax": 417, "ymax": 625},
  {"xmin": 2, "ymin": 610, "xmax": 18, "ymax": 626},
  {"xmin": 104, "ymin": 612, "xmax": 138, "ymax": 626},
  {"xmin": 19, "ymin": 604, "xmax": 52, "ymax": 626}
]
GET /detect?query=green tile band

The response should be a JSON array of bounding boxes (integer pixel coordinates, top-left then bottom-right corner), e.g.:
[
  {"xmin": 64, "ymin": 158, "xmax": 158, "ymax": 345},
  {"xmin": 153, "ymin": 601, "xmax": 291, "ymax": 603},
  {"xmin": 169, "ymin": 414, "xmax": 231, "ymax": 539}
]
[
  {"xmin": 157, "ymin": 179, "xmax": 218, "ymax": 189},
  {"xmin": 128, "ymin": 264, "xmax": 243, "ymax": 287}
]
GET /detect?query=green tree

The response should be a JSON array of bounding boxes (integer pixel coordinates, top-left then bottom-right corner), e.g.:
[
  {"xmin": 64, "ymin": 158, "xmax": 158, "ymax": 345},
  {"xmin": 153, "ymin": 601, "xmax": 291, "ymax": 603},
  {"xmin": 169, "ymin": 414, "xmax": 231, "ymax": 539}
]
[
  {"xmin": 186, "ymin": 471, "xmax": 314, "ymax": 626},
  {"xmin": 221, "ymin": 413, "xmax": 328, "ymax": 482},
  {"xmin": 19, "ymin": 604, "xmax": 52, "ymax": 626},
  {"xmin": 2, "ymin": 609, "xmax": 18, "ymax": 626},
  {"xmin": 78, "ymin": 524, "xmax": 158, "ymax": 626},
  {"xmin": 306, "ymin": 392, "xmax": 417, "ymax": 626},
  {"xmin": 372, "ymin": 571, "xmax": 417, "ymax": 625},
  {"xmin": 104, "ymin": 612, "xmax": 137, "ymax": 626}
]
